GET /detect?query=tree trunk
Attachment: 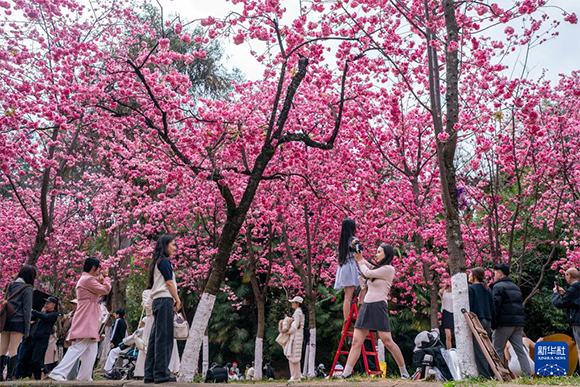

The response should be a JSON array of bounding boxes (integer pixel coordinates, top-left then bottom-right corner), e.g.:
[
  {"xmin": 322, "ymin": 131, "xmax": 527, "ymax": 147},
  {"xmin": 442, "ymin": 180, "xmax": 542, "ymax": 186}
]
[
  {"xmin": 26, "ymin": 128, "xmax": 60, "ymax": 266},
  {"xmin": 423, "ymin": 0, "xmax": 477, "ymax": 377},
  {"xmin": 27, "ymin": 228, "xmax": 48, "ymax": 266},
  {"xmin": 179, "ymin": 292, "xmax": 217, "ymax": 381},
  {"xmin": 174, "ymin": 56, "xmax": 321, "ymax": 382},
  {"xmin": 254, "ymin": 297, "xmax": 265, "ymax": 380},
  {"xmin": 202, "ymin": 333, "xmax": 209, "ymax": 378},
  {"xmin": 429, "ymin": 279, "xmax": 440, "ymax": 329},
  {"xmin": 302, "ymin": 344, "xmax": 309, "ymax": 377},
  {"xmin": 254, "ymin": 337, "xmax": 263, "ymax": 381},
  {"xmin": 436, "ymin": 0, "xmax": 476, "ymax": 377},
  {"xmin": 306, "ymin": 300, "xmax": 316, "ymax": 378}
]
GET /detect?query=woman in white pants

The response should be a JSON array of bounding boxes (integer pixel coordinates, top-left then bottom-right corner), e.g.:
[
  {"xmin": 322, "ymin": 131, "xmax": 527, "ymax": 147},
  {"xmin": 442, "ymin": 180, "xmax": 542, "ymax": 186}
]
[{"xmin": 49, "ymin": 258, "xmax": 111, "ymax": 381}]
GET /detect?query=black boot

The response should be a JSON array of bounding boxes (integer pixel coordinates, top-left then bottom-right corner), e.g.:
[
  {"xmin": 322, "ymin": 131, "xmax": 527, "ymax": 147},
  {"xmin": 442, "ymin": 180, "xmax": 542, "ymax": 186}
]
[
  {"xmin": 0, "ymin": 355, "xmax": 6, "ymax": 381},
  {"xmin": 6, "ymin": 356, "xmax": 17, "ymax": 381}
]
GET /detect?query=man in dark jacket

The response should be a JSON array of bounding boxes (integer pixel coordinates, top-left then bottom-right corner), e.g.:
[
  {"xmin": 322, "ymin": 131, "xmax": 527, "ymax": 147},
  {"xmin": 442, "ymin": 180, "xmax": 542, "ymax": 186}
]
[
  {"xmin": 15, "ymin": 297, "xmax": 58, "ymax": 380},
  {"xmin": 552, "ymin": 268, "xmax": 580, "ymax": 368},
  {"xmin": 491, "ymin": 263, "xmax": 531, "ymax": 377},
  {"xmin": 110, "ymin": 309, "xmax": 127, "ymax": 349}
]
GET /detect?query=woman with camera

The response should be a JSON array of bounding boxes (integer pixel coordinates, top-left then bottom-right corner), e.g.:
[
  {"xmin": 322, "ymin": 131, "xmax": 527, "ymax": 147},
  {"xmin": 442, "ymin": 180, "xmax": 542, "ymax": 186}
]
[
  {"xmin": 340, "ymin": 244, "xmax": 409, "ymax": 379},
  {"xmin": 334, "ymin": 219, "xmax": 360, "ymax": 323}
]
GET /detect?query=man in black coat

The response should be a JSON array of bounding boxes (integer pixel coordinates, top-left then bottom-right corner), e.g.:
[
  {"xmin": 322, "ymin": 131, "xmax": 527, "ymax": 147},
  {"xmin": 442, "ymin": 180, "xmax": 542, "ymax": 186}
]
[
  {"xmin": 15, "ymin": 297, "xmax": 59, "ymax": 380},
  {"xmin": 110, "ymin": 309, "xmax": 127, "ymax": 349},
  {"xmin": 491, "ymin": 264, "xmax": 531, "ymax": 376},
  {"xmin": 552, "ymin": 268, "xmax": 580, "ymax": 368}
]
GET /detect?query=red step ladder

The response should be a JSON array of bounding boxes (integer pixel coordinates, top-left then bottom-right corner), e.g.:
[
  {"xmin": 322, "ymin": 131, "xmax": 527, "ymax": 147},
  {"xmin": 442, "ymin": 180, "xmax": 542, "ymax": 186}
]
[{"xmin": 328, "ymin": 300, "xmax": 382, "ymax": 377}]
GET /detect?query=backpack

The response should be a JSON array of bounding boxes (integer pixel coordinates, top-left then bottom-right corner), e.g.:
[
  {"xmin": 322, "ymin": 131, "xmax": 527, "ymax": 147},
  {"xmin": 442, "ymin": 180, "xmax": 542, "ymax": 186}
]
[
  {"xmin": 0, "ymin": 282, "xmax": 32, "ymax": 331},
  {"xmin": 205, "ymin": 366, "xmax": 228, "ymax": 383}
]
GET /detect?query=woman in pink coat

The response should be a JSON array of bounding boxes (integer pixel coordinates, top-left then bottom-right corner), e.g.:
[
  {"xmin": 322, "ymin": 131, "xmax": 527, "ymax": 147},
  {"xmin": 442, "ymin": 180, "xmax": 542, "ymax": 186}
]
[{"xmin": 49, "ymin": 257, "xmax": 111, "ymax": 381}]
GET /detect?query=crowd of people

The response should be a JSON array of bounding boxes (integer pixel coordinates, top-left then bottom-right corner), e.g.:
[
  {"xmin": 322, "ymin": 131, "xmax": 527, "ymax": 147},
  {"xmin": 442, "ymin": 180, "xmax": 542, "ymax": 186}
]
[
  {"xmin": 0, "ymin": 235, "xmax": 183, "ymax": 383},
  {"xmin": 1, "ymin": 223, "xmax": 579, "ymax": 382}
]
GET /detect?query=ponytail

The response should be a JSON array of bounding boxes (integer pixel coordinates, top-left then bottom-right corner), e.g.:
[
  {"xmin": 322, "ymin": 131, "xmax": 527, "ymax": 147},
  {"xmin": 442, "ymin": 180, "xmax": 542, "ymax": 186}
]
[{"xmin": 470, "ymin": 267, "xmax": 488, "ymax": 290}]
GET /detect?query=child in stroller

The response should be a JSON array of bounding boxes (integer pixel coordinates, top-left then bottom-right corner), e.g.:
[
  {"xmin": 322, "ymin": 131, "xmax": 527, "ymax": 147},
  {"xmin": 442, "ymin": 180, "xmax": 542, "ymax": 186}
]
[{"xmin": 104, "ymin": 319, "xmax": 146, "ymax": 380}]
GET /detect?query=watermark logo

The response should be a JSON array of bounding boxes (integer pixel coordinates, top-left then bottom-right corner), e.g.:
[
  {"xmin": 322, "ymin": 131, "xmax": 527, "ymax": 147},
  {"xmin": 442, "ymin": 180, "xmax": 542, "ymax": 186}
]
[{"xmin": 535, "ymin": 342, "xmax": 569, "ymax": 376}]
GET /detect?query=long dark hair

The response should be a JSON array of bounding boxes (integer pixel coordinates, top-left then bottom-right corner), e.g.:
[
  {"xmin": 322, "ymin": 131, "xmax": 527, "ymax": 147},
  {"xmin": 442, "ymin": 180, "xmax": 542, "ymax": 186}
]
[
  {"xmin": 470, "ymin": 267, "xmax": 487, "ymax": 290},
  {"xmin": 369, "ymin": 244, "xmax": 395, "ymax": 282},
  {"xmin": 17, "ymin": 265, "xmax": 37, "ymax": 286},
  {"xmin": 374, "ymin": 244, "xmax": 395, "ymax": 268},
  {"xmin": 338, "ymin": 219, "xmax": 356, "ymax": 265},
  {"xmin": 147, "ymin": 235, "xmax": 175, "ymax": 289}
]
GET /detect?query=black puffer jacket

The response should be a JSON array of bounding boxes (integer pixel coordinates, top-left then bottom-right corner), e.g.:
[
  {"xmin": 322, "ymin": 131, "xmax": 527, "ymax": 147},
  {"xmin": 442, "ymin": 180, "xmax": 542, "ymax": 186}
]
[
  {"xmin": 552, "ymin": 281, "xmax": 580, "ymax": 326},
  {"xmin": 491, "ymin": 277, "xmax": 525, "ymax": 328}
]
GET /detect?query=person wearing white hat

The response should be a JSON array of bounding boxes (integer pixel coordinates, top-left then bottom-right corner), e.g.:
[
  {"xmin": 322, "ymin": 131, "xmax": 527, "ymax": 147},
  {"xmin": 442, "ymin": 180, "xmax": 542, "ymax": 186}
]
[{"xmin": 285, "ymin": 296, "xmax": 305, "ymax": 382}]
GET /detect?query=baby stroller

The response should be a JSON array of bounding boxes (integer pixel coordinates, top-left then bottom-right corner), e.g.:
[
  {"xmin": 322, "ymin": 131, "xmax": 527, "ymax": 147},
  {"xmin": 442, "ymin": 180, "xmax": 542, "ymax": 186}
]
[
  {"xmin": 411, "ymin": 329, "xmax": 454, "ymax": 381},
  {"xmin": 107, "ymin": 348, "xmax": 138, "ymax": 380}
]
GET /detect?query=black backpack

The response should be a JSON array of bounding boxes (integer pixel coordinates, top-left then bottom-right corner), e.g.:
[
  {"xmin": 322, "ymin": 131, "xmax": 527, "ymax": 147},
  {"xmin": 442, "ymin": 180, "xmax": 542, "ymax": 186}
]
[{"xmin": 205, "ymin": 366, "xmax": 228, "ymax": 383}]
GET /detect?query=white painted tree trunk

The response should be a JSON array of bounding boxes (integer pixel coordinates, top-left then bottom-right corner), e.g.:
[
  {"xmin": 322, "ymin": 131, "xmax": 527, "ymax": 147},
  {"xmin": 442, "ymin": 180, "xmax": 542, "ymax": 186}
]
[
  {"xmin": 307, "ymin": 328, "xmax": 316, "ymax": 378},
  {"xmin": 302, "ymin": 344, "xmax": 309, "ymax": 377},
  {"xmin": 451, "ymin": 273, "xmax": 477, "ymax": 378},
  {"xmin": 377, "ymin": 340, "xmax": 385, "ymax": 363},
  {"xmin": 202, "ymin": 334, "xmax": 209, "ymax": 378},
  {"xmin": 253, "ymin": 337, "xmax": 263, "ymax": 380},
  {"xmin": 178, "ymin": 292, "xmax": 216, "ymax": 382}
]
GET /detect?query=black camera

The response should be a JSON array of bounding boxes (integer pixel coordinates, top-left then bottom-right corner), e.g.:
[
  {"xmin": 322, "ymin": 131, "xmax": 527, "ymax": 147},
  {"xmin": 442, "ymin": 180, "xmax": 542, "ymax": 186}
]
[{"xmin": 349, "ymin": 239, "xmax": 363, "ymax": 253}]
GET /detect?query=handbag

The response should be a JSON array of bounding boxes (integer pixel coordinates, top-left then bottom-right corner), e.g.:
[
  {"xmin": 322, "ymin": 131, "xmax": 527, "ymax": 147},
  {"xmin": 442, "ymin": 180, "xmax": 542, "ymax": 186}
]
[
  {"xmin": 134, "ymin": 334, "xmax": 147, "ymax": 351},
  {"xmin": 0, "ymin": 283, "xmax": 32, "ymax": 331},
  {"xmin": 134, "ymin": 307, "xmax": 147, "ymax": 351},
  {"xmin": 173, "ymin": 309, "xmax": 189, "ymax": 340}
]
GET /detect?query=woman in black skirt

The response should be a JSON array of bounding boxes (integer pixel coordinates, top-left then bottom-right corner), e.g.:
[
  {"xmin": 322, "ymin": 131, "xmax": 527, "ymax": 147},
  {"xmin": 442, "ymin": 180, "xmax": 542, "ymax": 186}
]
[
  {"xmin": 0, "ymin": 265, "xmax": 35, "ymax": 381},
  {"xmin": 439, "ymin": 282, "xmax": 454, "ymax": 349},
  {"xmin": 340, "ymin": 244, "xmax": 409, "ymax": 379}
]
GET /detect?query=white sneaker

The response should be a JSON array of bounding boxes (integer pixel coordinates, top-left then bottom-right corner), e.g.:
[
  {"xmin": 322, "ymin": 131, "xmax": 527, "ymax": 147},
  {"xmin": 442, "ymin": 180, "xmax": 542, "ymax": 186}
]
[
  {"xmin": 48, "ymin": 373, "xmax": 67, "ymax": 382},
  {"xmin": 287, "ymin": 377, "xmax": 295, "ymax": 382}
]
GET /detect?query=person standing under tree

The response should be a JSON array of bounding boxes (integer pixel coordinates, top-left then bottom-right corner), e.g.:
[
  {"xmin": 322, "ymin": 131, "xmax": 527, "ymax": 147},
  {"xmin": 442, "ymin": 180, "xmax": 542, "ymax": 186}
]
[
  {"xmin": 491, "ymin": 263, "xmax": 531, "ymax": 377},
  {"xmin": 0, "ymin": 266, "xmax": 35, "ymax": 381},
  {"xmin": 340, "ymin": 244, "xmax": 409, "ymax": 379},
  {"xmin": 285, "ymin": 296, "xmax": 305, "ymax": 382},
  {"xmin": 48, "ymin": 257, "xmax": 111, "ymax": 381},
  {"xmin": 14, "ymin": 297, "xmax": 58, "ymax": 380},
  {"xmin": 144, "ymin": 235, "xmax": 181, "ymax": 384},
  {"xmin": 468, "ymin": 267, "xmax": 494, "ymax": 378},
  {"xmin": 551, "ymin": 267, "xmax": 580, "ymax": 369},
  {"xmin": 334, "ymin": 219, "xmax": 360, "ymax": 324},
  {"xmin": 439, "ymin": 281, "xmax": 454, "ymax": 349}
]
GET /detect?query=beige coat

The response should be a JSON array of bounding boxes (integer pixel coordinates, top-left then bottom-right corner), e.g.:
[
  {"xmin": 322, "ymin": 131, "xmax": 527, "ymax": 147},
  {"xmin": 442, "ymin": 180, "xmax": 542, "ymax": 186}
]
[
  {"xmin": 284, "ymin": 308, "xmax": 304, "ymax": 363},
  {"xmin": 44, "ymin": 333, "xmax": 60, "ymax": 364}
]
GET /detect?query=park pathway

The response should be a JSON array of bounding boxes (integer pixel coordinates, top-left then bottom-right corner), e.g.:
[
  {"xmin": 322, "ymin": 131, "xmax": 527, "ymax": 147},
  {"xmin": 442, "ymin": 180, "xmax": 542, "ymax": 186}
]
[{"xmin": 0, "ymin": 380, "xmax": 571, "ymax": 387}]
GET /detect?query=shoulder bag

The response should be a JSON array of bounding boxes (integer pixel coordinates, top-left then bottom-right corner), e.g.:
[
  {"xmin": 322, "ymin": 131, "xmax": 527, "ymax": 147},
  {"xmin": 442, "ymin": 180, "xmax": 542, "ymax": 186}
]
[{"xmin": 0, "ymin": 283, "xmax": 32, "ymax": 331}]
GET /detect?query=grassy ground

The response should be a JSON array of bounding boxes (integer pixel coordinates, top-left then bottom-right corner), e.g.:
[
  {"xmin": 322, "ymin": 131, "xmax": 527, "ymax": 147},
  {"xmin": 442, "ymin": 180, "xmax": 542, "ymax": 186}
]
[{"xmin": 444, "ymin": 375, "xmax": 580, "ymax": 387}]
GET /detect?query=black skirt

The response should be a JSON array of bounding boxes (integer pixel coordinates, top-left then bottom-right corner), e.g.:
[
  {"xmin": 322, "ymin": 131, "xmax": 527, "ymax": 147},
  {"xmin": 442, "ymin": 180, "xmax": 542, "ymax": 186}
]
[
  {"xmin": 354, "ymin": 301, "xmax": 391, "ymax": 332},
  {"xmin": 3, "ymin": 321, "xmax": 25, "ymax": 334},
  {"xmin": 441, "ymin": 310, "xmax": 454, "ymax": 330}
]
